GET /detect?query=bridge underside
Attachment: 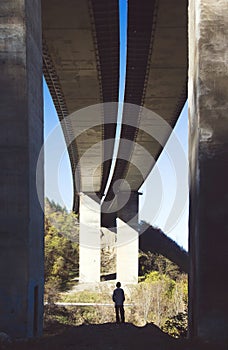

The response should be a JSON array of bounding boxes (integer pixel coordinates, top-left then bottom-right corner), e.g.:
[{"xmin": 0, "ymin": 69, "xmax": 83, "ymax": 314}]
[
  {"xmin": 0, "ymin": 0, "xmax": 227, "ymax": 345},
  {"xmin": 42, "ymin": 0, "xmax": 120, "ymax": 210},
  {"xmin": 104, "ymin": 0, "xmax": 187, "ymax": 206}
]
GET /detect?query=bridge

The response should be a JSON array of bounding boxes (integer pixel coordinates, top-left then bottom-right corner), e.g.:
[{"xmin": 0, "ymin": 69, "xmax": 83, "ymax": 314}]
[
  {"xmin": 0, "ymin": 0, "xmax": 227, "ymax": 346},
  {"xmin": 42, "ymin": 0, "xmax": 187, "ymax": 286}
]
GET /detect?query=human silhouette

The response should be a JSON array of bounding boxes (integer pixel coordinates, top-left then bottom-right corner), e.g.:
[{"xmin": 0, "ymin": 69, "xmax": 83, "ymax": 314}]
[{"xmin": 112, "ymin": 281, "xmax": 125, "ymax": 323}]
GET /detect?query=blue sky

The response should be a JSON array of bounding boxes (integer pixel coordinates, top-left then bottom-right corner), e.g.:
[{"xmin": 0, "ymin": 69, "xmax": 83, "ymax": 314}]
[
  {"xmin": 139, "ymin": 102, "xmax": 189, "ymax": 250},
  {"xmin": 43, "ymin": 0, "xmax": 189, "ymax": 250}
]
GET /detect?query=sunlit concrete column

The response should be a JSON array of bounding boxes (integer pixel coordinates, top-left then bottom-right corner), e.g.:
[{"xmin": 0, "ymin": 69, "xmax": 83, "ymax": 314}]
[
  {"xmin": 79, "ymin": 193, "xmax": 101, "ymax": 282},
  {"xmin": 116, "ymin": 192, "xmax": 139, "ymax": 284},
  {"xmin": 188, "ymin": 0, "xmax": 228, "ymax": 343},
  {"xmin": 0, "ymin": 0, "xmax": 43, "ymax": 339}
]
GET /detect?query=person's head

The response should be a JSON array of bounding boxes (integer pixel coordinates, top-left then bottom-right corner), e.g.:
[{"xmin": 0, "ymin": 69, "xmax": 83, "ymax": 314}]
[{"xmin": 116, "ymin": 282, "xmax": 121, "ymax": 288}]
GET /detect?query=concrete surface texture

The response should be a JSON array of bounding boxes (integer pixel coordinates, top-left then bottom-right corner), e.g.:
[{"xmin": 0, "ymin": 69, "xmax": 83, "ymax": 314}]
[
  {"xmin": 188, "ymin": 0, "xmax": 228, "ymax": 343},
  {"xmin": 79, "ymin": 192, "xmax": 139, "ymax": 284},
  {"xmin": 116, "ymin": 192, "xmax": 139, "ymax": 284},
  {"xmin": 0, "ymin": 0, "xmax": 44, "ymax": 338},
  {"xmin": 79, "ymin": 193, "xmax": 101, "ymax": 283},
  {"xmin": 42, "ymin": 0, "xmax": 119, "ymax": 209},
  {"xmin": 104, "ymin": 0, "xmax": 188, "ymax": 203},
  {"xmin": 1, "ymin": 0, "xmax": 228, "ymax": 345}
]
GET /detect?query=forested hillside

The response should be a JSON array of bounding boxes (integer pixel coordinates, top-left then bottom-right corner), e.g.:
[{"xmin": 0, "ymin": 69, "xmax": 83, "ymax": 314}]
[
  {"xmin": 44, "ymin": 199, "xmax": 188, "ymax": 337},
  {"xmin": 44, "ymin": 199, "xmax": 79, "ymax": 298},
  {"xmin": 139, "ymin": 221, "xmax": 189, "ymax": 273}
]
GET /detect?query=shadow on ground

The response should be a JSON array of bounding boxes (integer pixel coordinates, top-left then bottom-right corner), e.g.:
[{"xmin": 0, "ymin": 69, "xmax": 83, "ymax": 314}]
[{"xmin": 7, "ymin": 322, "xmax": 225, "ymax": 350}]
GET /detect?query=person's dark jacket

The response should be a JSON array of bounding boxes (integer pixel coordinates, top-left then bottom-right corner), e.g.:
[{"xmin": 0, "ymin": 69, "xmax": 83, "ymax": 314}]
[{"xmin": 112, "ymin": 287, "xmax": 125, "ymax": 306}]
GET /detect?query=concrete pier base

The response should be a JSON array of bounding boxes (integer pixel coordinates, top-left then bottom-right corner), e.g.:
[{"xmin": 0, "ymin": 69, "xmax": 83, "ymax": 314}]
[
  {"xmin": 79, "ymin": 193, "xmax": 101, "ymax": 283},
  {"xmin": 188, "ymin": 0, "xmax": 228, "ymax": 343},
  {"xmin": 0, "ymin": 0, "xmax": 44, "ymax": 338},
  {"xmin": 116, "ymin": 192, "xmax": 139, "ymax": 284}
]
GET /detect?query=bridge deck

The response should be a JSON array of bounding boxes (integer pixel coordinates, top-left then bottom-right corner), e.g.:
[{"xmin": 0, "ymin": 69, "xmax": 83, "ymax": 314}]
[
  {"xmin": 104, "ymin": 0, "xmax": 187, "ymax": 205},
  {"xmin": 42, "ymin": 0, "xmax": 119, "ymax": 209}
]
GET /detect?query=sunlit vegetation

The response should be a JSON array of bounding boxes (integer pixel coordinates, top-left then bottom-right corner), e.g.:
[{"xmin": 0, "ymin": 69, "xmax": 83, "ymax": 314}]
[
  {"xmin": 44, "ymin": 199, "xmax": 188, "ymax": 338},
  {"xmin": 129, "ymin": 267, "xmax": 188, "ymax": 336},
  {"xmin": 44, "ymin": 199, "xmax": 79, "ymax": 299}
]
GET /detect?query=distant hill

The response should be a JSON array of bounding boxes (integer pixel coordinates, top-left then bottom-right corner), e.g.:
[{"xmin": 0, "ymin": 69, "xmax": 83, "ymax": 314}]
[{"xmin": 139, "ymin": 222, "xmax": 189, "ymax": 273}]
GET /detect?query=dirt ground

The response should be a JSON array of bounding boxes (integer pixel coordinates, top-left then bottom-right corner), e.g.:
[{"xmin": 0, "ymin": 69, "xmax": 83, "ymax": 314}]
[{"xmin": 5, "ymin": 322, "xmax": 226, "ymax": 350}]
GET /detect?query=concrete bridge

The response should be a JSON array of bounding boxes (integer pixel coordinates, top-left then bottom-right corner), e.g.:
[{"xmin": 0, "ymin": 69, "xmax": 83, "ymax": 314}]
[{"xmin": 0, "ymin": 0, "xmax": 227, "ymax": 346}]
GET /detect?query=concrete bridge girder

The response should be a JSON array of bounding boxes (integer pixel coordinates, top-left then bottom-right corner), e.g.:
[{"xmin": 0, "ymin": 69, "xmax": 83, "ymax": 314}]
[
  {"xmin": 104, "ymin": 0, "xmax": 188, "ymax": 202},
  {"xmin": 42, "ymin": 0, "xmax": 119, "ymax": 204},
  {"xmin": 0, "ymin": 0, "xmax": 228, "ymax": 345}
]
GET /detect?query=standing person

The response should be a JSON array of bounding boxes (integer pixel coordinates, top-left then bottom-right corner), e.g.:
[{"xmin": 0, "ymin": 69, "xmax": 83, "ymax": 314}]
[{"xmin": 112, "ymin": 282, "xmax": 125, "ymax": 323}]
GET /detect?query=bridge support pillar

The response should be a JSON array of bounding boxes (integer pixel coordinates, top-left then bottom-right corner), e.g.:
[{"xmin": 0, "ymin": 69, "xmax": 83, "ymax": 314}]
[
  {"xmin": 79, "ymin": 193, "xmax": 100, "ymax": 283},
  {"xmin": 116, "ymin": 192, "xmax": 139, "ymax": 284},
  {"xmin": 189, "ymin": 0, "xmax": 228, "ymax": 343},
  {"xmin": 0, "ymin": 0, "xmax": 43, "ymax": 338}
]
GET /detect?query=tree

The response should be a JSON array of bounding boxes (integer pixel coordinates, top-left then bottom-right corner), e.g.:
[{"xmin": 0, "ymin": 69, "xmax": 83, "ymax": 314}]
[
  {"xmin": 44, "ymin": 199, "xmax": 79, "ymax": 298},
  {"xmin": 131, "ymin": 255, "xmax": 188, "ymax": 334}
]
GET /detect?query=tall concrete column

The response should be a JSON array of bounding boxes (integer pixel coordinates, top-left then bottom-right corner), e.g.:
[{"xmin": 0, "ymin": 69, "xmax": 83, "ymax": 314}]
[
  {"xmin": 188, "ymin": 0, "xmax": 228, "ymax": 343},
  {"xmin": 79, "ymin": 193, "xmax": 101, "ymax": 282},
  {"xmin": 0, "ymin": 0, "xmax": 43, "ymax": 338},
  {"xmin": 116, "ymin": 192, "xmax": 139, "ymax": 284}
]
